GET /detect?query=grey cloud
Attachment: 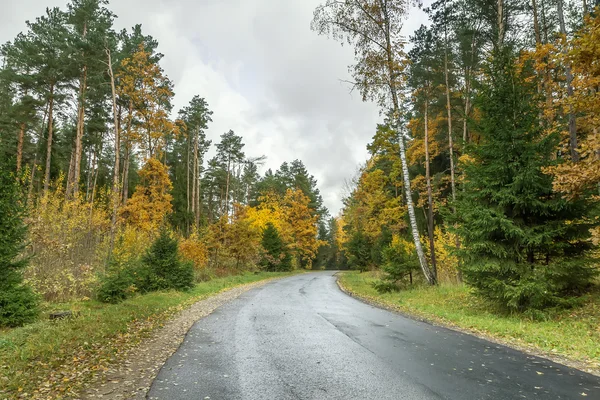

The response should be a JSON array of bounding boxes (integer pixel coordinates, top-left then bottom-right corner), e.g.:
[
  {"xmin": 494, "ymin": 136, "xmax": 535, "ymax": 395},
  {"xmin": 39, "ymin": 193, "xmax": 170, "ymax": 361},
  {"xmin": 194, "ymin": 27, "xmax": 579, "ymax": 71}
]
[{"xmin": 2, "ymin": 0, "xmax": 429, "ymax": 214}]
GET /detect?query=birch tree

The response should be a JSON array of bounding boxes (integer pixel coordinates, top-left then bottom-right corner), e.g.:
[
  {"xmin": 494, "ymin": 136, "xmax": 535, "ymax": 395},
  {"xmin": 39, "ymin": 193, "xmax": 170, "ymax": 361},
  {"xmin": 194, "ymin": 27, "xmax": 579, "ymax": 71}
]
[{"xmin": 312, "ymin": 0, "xmax": 436, "ymax": 284}]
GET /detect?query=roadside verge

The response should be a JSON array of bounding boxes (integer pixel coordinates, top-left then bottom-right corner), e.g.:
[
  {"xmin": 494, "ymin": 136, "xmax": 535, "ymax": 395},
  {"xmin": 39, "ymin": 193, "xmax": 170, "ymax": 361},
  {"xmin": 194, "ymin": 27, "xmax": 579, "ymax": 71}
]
[
  {"xmin": 336, "ymin": 270, "xmax": 600, "ymax": 377},
  {"xmin": 0, "ymin": 272, "xmax": 297, "ymax": 399}
]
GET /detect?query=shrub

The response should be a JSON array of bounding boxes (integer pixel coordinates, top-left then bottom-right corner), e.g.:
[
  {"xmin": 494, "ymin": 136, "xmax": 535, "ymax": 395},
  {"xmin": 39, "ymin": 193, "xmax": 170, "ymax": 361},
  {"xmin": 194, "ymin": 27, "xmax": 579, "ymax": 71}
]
[
  {"xmin": 96, "ymin": 266, "xmax": 138, "ymax": 304},
  {"xmin": 25, "ymin": 179, "xmax": 110, "ymax": 302},
  {"xmin": 0, "ymin": 166, "xmax": 39, "ymax": 327},
  {"xmin": 374, "ymin": 236, "xmax": 420, "ymax": 293},
  {"xmin": 139, "ymin": 229, "xmax": 194, "ymax": 292},
  {"xmin": 97, "ymin": 230, "xmax": 194, "ymax": 303}
]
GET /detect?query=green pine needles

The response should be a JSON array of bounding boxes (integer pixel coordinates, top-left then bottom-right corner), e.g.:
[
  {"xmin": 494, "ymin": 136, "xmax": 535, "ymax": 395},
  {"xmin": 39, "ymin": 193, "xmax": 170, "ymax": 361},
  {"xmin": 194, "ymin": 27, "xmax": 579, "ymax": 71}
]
[
  {"xmin": 0, "ymin": 166, "xmax": 39, "ymax": 327},
  {"xmin": 98, "ymin": 229, "xmax": 194, "ymax": 303},
  {"xmin": 260, "ymin": 223, "xmax": 292, "ymax": 272},
  {"xmin": 453, "ymin": 50, "xmax": 597, "ymax": 311}
]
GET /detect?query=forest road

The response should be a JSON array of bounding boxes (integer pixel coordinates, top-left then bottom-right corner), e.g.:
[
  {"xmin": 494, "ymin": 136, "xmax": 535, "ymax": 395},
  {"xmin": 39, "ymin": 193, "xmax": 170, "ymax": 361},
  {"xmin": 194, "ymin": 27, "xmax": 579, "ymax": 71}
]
[{"xmin": 148, "ymin": 271, "xmax": 600, "ymax": 400}]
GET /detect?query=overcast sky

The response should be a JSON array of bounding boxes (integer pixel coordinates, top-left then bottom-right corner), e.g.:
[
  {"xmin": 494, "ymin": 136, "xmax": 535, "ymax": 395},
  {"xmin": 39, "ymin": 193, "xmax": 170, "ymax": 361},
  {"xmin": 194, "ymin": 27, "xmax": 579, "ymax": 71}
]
[{"xmin": 2, "ymin": 0, "xmax": 430, "ymax": 215}]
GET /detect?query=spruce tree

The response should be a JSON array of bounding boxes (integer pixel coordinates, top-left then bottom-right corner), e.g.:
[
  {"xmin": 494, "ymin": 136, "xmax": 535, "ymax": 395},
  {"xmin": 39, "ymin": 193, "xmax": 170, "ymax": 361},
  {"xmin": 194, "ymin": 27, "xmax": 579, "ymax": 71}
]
[
  {"xmin": 260, "ymin": 223, "xmax": 291, "ymax": 271},
  {"xmin": 0, "ymin": 164, "xmax": 39, "ymax": 327},
  {"xmin": 140, "ymin": 229, "xmax": 194, "ymax": 292},
  {"xmin": 453, "ymin": 50, "xmax": 597, "ymax": 311}
]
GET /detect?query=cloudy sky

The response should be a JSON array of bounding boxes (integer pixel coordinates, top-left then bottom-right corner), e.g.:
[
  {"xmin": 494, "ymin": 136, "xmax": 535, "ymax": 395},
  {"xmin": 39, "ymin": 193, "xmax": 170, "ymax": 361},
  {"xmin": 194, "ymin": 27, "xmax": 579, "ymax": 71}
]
[{"xmin": 2, "ymin": 0, "xmax": 430, "ymax": 215}]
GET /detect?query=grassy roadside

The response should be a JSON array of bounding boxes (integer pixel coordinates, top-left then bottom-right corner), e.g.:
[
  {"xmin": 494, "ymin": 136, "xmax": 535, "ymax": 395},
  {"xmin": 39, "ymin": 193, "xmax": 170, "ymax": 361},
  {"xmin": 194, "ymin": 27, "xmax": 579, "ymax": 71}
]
[
  {"xmin": 338, "ymin": 270, "xmax": 600, "ymax": 374},
  {"xmin": 0, "ymin": 271, "xmax": 299, "ymax": 398}
]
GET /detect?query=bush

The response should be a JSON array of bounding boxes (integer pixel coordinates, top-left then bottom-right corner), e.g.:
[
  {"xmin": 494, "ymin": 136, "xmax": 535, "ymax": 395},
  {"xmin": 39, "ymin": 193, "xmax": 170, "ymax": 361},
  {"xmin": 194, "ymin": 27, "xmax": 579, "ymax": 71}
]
[
  {"xmin": 462, "ymin": 258, "xmax": 596, "ymax": 311},
  {"xmin": 374, "ymin": 236, "xmax": 420, "ymax": 293},
  {"xmin": 0, "ymin": 285, "xmax": 39, "ymax": 327},
  {"xmin": 25, "ymin": 180, "xmax": 110, "ymax": 302},
  {"xmin": 96, "ymin": 266, "xmax": 138, "ymax": 304},
  {"xmin": 0, "ymin": 166, "xmax": 39, "ymax": 327},
  {"xmin": 97, "ymin": 230, "xmax": 194, "ymax": 303},
  {"xmin": 140, "ymin": 229, "xmax": 194, "ymax": 292}
]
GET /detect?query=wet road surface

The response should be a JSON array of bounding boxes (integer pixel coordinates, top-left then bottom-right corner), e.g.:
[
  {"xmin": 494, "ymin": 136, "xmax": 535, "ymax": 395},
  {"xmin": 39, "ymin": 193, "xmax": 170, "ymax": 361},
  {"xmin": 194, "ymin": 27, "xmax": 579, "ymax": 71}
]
[{"xmin": 148, "ymin": 271, "xmax": 600, "ymax": 399}]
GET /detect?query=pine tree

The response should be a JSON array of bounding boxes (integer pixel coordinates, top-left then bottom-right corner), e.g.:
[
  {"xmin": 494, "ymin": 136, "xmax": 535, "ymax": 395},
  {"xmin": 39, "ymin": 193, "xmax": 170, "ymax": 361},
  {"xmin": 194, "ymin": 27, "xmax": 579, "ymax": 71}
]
[
  {"xmin": 453, "ymin": 50, "xmax": 597, "ymax": 311},
  {"xmin": 140, "ymin": 229, "xmax": 194, "ymax": 292},
  {"xmin": 260, "ymin": 222, "xmax": 291, "ymax": 272},
  {"xmin": 0, "ymin": 164, "xmax": 38, "ymax": 327}
]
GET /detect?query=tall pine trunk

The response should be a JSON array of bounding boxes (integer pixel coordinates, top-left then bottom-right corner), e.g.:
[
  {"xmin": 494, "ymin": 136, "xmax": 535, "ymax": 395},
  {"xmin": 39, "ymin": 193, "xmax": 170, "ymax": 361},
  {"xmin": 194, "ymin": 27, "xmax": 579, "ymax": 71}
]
[
  {"xmin": 107, "ymin": 48, "xmax": 120, "ymax": 255},
  {"xmin": 70, "ymin": 64, "xmax": 87, "ymax": 197},
  {"xmin": 224, "ymin": 156, "xmax": 231, "ymax": 216},
  {"xmin": 557, "ymin": 0, "xmax": 579, "ymax": 162},
  {"xmin": 43, "ymin": 84, "xmax": 55, "ymax": 193},
  {"xmin": 16, "ymin": 123, "xmax": 25, "ymax": 173},
  {"xmin": 443, "ymin": 15, "xmax": 457, "ymax": 207},
  {"xmin": 424, "ymin": 99, "xmax": 438, "ymax": 280},
  {"xmin": 67, "ymin": 20, "xmax": 88, "ymax": 198}
]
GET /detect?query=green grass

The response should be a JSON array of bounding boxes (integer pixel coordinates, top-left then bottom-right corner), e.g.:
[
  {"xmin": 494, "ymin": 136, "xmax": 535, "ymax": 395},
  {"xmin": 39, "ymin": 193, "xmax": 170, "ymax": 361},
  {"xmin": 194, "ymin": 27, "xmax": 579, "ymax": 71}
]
[
  {"xmin": 0, "ymin": 271, "xmax": 298, "ymax": 398},
  {"xmin": 339, "ymin": 271, "xmax": 600, "ymax": 372}
]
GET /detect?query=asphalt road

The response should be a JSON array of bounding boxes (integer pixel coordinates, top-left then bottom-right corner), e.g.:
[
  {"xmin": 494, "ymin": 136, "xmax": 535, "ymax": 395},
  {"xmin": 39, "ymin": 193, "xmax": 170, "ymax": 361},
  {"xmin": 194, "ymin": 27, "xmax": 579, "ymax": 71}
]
[{"xmin": 148, "ymin": 271, "xmax": 600, "ymax": 400}]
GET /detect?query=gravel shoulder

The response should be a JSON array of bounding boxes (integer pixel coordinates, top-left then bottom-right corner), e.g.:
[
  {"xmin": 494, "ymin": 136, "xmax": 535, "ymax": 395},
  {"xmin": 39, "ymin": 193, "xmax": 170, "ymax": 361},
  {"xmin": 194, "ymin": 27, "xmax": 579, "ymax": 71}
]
[{"xmin": 80, "ymin": 279, "xmax": 276, "ymax": 399}]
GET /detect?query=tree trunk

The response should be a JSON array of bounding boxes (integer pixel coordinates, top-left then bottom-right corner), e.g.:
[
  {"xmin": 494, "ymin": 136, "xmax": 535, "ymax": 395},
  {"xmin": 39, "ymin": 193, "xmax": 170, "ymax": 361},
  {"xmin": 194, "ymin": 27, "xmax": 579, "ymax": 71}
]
[
  {"xmin": 558, "ymin": 0, "xmax": 579, "ymax": 162},
  {"xmin": 196, "ymin": 139, "xmax": 202, "ymax": 228},
  {"xmin": 29, "ymin": 103, "xmax": 49, "ymax": 204},
  {"xmin": 107, "ymin": 48, "xmax": 120, "ymax": 255},
  {"xmin": 192, "ymin": 129, "xmax": 199, "ymax": 227},
  {"xmin": 73, "ymin": 65, "xmax": 87, "ymax": 196},
  {"xmin": 44, "ymin": 84, "xmax": 55, "ymax": 193},
  {"xmin": 379, "ymin": 0, "xmax": 434, "ymax": 285},
  {"xmin": 444, "ymin": 18, "xmax": 457, "ymax": 207},
  {"xmin": 186, "ymin": 130, "xmax": 191, "ymax": 226},
  {"xmin": 532, "ymin": 0, "xmax": 541, "ymax": 44},
  {"xmin": 122, "ymin": 144, "xmax": 130, "ymax": 205},
  {"xmin": 66, "ymin": 144, "xmax": 76, "ymax": 197},
  {"xmin": 16, "ymin": 123, "xmax": 25, "ymax": 173},
  {"xmin": 68, "ymin": 20, "xmax": 88, "ymax": 197},
  {"xmin": 224, "ymin": 156, "xmax": 231, "ymax": 216},
  {"xmin": 121, "ymin": 102, "xmax": 133, "ymax": 205},
  {"xmin": 497, "ymin": 0, "xmax": 505, "ymax": 47},
  {"xmin": 396, "ymin": 118, "xmax": 435, "ymax": 285},
  {"xmin": 424, "ymin": 99, "xmax": 438, "ymax": 280}
]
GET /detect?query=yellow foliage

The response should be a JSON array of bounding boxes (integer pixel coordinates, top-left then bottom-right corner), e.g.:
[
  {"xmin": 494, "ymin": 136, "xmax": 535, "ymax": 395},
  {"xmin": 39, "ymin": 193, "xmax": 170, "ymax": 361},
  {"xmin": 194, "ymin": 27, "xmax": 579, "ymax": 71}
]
[
  {"xmin": 118, "ymin": 44, "xmax": 179, "ymax": 159},
  {"xmin": 120, "ymin": 158, "xmax": 173, "ymax": 233},
  {"xmin": 25, "ymin": 180, "xmax": 110, "ymax": 301},
  {"xmin": 111, "ymin": 224, "xmax": 153, "ymax": 267},
  {"xmin": 283, "ymin": 188, "xmax": 322, "ymax": 268},
  {"xmin": 433, "ymin": 226, "xmax": 460, "ymax": 284},
  {"xmin": 179, "ymin": 231, "xmax": 208, "ymax": 270}
]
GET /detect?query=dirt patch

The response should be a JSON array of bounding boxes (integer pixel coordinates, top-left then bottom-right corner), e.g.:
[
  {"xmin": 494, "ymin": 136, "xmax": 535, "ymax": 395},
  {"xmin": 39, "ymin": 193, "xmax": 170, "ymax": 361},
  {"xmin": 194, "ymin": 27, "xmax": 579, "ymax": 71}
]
[
  {"xmin": 80, "ymin": 279, "xmax": 274, "ymax": 399},
  {"xmin": 335, "ymin": 274, "xmax": 600, "ymax": 377}
]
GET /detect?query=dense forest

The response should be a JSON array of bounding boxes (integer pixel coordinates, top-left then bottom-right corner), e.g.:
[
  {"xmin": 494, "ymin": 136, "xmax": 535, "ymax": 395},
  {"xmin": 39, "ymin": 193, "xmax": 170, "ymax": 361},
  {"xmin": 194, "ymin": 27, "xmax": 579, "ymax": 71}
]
[
  {"xmin": 313, "ymin": 0, "xmax": 600, "ymax": 312},
  {"xmin": 0, "ymin": 0, "xmax": 333, "ymax": 326}
]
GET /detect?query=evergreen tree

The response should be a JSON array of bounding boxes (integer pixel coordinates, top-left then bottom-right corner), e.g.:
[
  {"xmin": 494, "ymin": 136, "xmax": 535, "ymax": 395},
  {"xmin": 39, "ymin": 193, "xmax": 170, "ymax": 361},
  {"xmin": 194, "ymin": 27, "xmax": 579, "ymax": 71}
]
[
  {"xmin": 452, "ymin": 50, "xmax": 597, "ymax": 311},
  {"xmin": 346, "ymin": 230, "xmax": 371, "ymax": 272},
  {"xmin": 140, "ymin": 229, "xmax": 194, "ymax": 292},
  {"xmin": 260, "ymin": 222, "xmax": 291, "ymax": 272},
  {"xmin": 0, "ymin": 164, "xmax": 38, "ymax": 327}
]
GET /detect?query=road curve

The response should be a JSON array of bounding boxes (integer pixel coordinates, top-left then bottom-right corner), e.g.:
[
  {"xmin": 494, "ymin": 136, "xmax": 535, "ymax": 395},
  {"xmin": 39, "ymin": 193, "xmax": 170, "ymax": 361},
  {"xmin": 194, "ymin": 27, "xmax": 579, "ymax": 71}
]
[{"xmin": 148, "ymin": 271, "xmax": 600, "ymax": 399}]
